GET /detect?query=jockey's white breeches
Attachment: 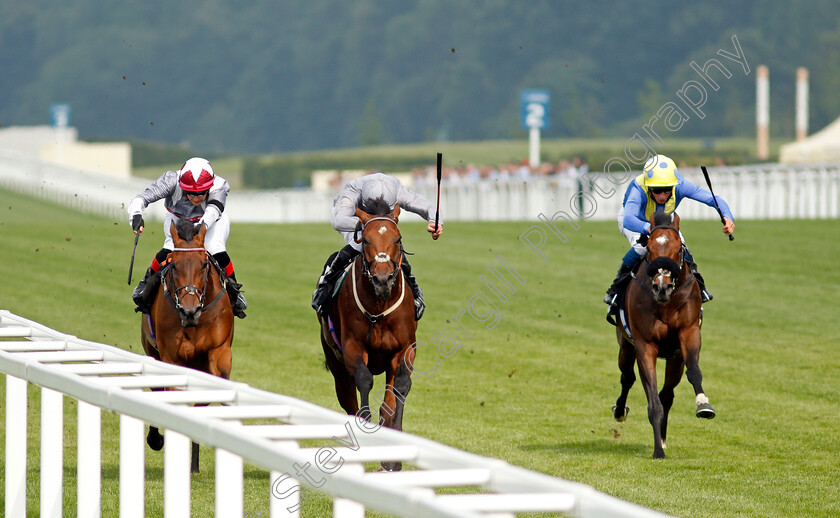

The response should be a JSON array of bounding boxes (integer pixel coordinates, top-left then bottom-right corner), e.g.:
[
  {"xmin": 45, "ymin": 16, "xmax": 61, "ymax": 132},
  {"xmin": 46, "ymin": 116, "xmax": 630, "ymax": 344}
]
[{"xmin": 162, "ymin": 212, "xmax": 229, "ymax": 255}]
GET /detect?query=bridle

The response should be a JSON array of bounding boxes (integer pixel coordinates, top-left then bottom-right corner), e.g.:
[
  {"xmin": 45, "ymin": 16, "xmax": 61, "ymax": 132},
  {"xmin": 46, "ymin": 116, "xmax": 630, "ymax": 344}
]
[
  {"xmin": 351, "ymin": 216, "xmax": 406, "ymax": 325},
  {"xmin": 355, "ymin": 216, "xmax": 404, "ymax": 287},
  {"xmin": 161, "ymin": 247, "xmax": 227, "ymax": 314},
  {"xmin": 632, "ymin": 224, "xmax": 693, "ymax": 298}
]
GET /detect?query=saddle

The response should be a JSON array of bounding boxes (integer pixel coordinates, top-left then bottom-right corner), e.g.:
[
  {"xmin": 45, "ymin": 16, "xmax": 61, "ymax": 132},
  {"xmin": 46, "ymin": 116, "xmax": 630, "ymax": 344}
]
[{"xmin": 320, "ymin": 265, "xmax": 352, "ymax": 360}]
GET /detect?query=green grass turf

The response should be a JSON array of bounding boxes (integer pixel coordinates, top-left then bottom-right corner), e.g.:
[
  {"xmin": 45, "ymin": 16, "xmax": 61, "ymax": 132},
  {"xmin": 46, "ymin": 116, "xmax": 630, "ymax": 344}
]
[{"xmin": 1, "ymin": 187, "xmax": 839, "ymax": 517}]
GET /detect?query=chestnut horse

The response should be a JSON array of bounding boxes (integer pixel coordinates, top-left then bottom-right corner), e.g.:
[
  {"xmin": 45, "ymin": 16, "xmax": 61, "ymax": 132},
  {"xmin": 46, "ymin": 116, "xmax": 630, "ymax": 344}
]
[
  {"xmin": 318, "ymin": 204, "xmax": 417, "ymax": 471},
  {"xmin": 141, "ymin": 219, "xmax": 234, "ymax": 473},
  {"xmin": 612, "ymin": 212, "xmax": 715, "ymax": 459}
]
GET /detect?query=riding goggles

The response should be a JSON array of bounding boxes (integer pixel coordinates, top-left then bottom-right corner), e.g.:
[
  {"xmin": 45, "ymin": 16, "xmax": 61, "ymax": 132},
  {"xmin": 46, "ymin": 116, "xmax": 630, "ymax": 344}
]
[
  {"xmin": 649, "ymin": 186, "xmax": 673, "ymax": 195},
  {"xmin": 185, "ymin": 190, "xmax": 209, "ymax": 197}
]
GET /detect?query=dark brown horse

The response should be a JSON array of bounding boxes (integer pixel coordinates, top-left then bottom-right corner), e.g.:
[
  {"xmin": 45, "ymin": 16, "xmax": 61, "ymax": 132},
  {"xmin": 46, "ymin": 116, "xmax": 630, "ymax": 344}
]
[
  {"xmin": 318, "ymin": 205, "xmax": 417, "ymax": 471},
  {"xmin": 612, "ymin": 212, "xmax": 715, "ymax": 459},
  {"xmin": 141, "ymin": 219, "xmax": 234, "ymax": 472}
]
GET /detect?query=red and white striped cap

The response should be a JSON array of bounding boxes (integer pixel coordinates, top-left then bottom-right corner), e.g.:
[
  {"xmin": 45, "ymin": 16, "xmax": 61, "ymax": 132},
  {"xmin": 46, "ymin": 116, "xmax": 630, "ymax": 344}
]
[{"xmin": 178, "ymin": 157, "xmax": 215, "ymax": 192}]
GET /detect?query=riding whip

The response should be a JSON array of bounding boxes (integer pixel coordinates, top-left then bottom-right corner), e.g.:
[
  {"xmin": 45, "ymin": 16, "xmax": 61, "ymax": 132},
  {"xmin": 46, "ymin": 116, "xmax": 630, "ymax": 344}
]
[
  {"xmin": 701, "ymin": 166, "xmax": 734, "ymax": 241},
  {"xmin": 128, "ymin": 231, "xmax": 140, "ymax": 284},
  {"xmin": 434, "ymin": 152, "xmax": 442, "ymax": 236}
]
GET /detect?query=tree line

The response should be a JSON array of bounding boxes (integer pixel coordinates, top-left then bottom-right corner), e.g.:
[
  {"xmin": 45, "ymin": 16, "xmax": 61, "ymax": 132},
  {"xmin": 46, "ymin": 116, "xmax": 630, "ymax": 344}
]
[{"xmin": 1, "ymin": 0, "xmax": 838, "ymax": 155}]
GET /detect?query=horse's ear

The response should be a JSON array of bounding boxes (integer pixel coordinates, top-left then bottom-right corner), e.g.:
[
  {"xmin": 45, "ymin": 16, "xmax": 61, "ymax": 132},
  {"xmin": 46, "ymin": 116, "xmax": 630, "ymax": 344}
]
[
  {"xmin": 196, "ymin": 223, "xmax": 207, "ymax": 245},
  {"xmin": 672, "ymin": 213, "xmax": 680, "ymax": 230},
  {"xmin": 390, "ymin": 204, "xmax": 400, "ymax": 223},
  {"xmin": 169, "ymin": 221, "xmax": 182, "ymax": 246},
  {"xmin": 355, "ymin": 206, "xmax": 372, "ymax": 224}
]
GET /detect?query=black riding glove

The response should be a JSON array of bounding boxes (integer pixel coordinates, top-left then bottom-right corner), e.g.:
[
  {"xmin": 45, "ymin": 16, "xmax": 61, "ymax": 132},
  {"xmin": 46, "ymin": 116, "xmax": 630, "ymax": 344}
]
[
  {"xmin": 132, "ymin": 214, "xmax": 144, "ymax": 231},
  {"xmin": 637, "ymin": 233, "xmax": 649, "ymax": 247}
]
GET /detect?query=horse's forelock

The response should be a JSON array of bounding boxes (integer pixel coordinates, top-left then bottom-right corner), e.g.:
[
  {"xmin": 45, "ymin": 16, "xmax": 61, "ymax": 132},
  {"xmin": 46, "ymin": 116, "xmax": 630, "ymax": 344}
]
[
  {"xmin": 652, "ymin": 212, "xmax": 671, "ymax": 228},
  {"xmin": 361, "ymin": 196, "xmax": 392, "ymax": 217},
  {"xmin": 175, "ymin": 219, "xmax": 199, "ymax": 243}
]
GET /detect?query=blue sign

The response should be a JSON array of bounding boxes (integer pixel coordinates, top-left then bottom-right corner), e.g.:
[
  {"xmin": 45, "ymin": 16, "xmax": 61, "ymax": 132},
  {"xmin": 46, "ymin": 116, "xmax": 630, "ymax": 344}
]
[
  {"xmin": 520, "ymin": 89, "xmax": 550, "ymax": 130},
  {"xmin": 50, "ymin": 104, "xmax": 71, "ymax": 128}
]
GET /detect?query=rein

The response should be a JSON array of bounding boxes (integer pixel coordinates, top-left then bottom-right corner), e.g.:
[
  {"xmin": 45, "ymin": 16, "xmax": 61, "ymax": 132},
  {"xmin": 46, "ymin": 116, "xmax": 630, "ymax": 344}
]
[{"xmin": 161, "ymin": 247, "xmax": 227, "ymax": 314}]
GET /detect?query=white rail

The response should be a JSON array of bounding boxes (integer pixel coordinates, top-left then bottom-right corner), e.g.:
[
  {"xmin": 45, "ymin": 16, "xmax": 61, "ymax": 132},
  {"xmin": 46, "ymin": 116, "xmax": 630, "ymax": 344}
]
[
  {"xmin": 1, "ymin": 151, "xmax": 838, "ymax": 223},
  {"xmin": 0, "ymin": 310, "xmax": 672, "ymax": 517}
]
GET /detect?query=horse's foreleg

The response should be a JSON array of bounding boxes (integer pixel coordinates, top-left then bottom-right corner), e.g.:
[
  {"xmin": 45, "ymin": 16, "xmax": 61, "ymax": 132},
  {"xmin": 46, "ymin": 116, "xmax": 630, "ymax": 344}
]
[
  {"xmin": 147, "ymin": 426, "xmax": 164, "ymax": 451},
  {"xmin": 353, "ymin": 359, "xmax": 375, "ymax": 424},
  {"xmin": 660, "ymin": 355, "xmax": 685, "ymax": 449},
  {"xmin": 146, "ymin": 386, "xmax": 166, "ymax": 451},
  {"xmin": 207, "ymin": 344, "xmax": 232, "ymax": 380},
  {"xmin": 389, "ymin": 361, "xmax": 412, "ymax": 432},
  {"xmin": 190, "ymin": 442, "xmax": 200, "ymax": 474},
  {"xmin": 680, "ymin": 326, "xmax": 715, "ymax": 419},
  {"xmin": 613, "ymin": 332, "xmax": 635, "ymax": 421},
  {"xmin": 377, "ymin": 361, "xmax": 412, "ymax": 472},
  {"xmin": 319, "ymin": 333, "xmax": 359, "ymax": 415},
  {"xmin": 635, "ymin": 343, "xmax": 665, "ymax": 459}
]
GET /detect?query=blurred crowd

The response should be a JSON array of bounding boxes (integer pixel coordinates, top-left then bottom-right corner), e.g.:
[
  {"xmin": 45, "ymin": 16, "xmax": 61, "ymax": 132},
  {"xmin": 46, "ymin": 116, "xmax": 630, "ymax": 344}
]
[
  {"xmin": 411, "ymin": 157, "xmax": 590, "ymax": 188},
  {"xmin": 319, "ymin": 157, "xmax": 594, "ymax": 192}
]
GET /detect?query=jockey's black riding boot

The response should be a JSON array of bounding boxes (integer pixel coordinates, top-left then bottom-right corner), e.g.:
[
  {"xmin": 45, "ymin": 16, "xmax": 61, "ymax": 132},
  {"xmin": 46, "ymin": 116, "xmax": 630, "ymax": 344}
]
[
  {"xmin": 603, "ymin": 262, "xmax": 632, "ymax": 308},
  {"xmin": 401, "ymin": 255, "xmax": 424, "ymax": 321},
  {"xmin": 132, "ymin": 266, "xmax": 155, "ymax": 312},
  {"xmin": 683, "ymin": 246, "xmax": 713, "ymax": 302},
  {"xmin": 227, "ymin": 272, "xmax": 248, "ymax": 318},
  {"xmin": 312, "ymin": 245, "xmax": 359, "ymax": 314},
  {"xmin": 213, "ymin": 252, "xmax": 247, "ymax": 318}
]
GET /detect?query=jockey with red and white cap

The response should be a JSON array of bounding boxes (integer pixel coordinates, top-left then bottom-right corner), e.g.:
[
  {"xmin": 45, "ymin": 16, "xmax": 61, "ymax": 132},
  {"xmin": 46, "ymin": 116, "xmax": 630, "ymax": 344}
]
[{"xmin": 127, "ymin": 157, "xmax": 247, "ymax": 317}]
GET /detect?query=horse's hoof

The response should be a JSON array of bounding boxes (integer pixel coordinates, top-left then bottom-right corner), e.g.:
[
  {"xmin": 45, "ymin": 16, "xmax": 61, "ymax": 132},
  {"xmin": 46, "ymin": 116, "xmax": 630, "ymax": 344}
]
[
  {"xmin": 147, "ymin": 432, "xmax": 164, "ymax": 451},
  {"xmin": 696, "ymin": 403, "xmax": 716, "ymax": 419},
  {"xmin": 653, "ymin": 450, "xmax": 666, "ymax": 460},
  {"xmin": 379, "ymin": 461, "xmax": 402, "ymax": 472},
  {"xmin": 612, "ymin": 405, "xmax": 629, "ymax": 422}
]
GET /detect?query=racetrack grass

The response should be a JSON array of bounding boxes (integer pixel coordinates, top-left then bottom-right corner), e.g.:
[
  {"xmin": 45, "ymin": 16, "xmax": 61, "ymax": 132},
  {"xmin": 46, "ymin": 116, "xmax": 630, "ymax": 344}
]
[{"xmin": 1, "ymin": 186, "xmax": 838, "ymax": 517}]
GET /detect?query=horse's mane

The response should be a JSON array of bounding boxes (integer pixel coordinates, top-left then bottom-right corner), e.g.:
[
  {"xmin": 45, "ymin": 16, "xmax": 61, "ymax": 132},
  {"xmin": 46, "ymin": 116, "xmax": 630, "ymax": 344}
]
[
  {"xmin": 175, "ymin": 218, "xmax": 200, "ymax": 242},
  {"xmin": 652, "ymin": 212, "xmax": 672, "ymax": 228},
  {"xmin": 360, "ymin": 196, "xmax": 392, "ymax": 217}
]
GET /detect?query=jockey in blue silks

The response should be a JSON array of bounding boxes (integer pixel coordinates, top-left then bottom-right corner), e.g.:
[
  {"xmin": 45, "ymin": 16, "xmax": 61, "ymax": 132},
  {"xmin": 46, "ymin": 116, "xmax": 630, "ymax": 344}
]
[{"xmin": 604, "ymin": 154, "xmax": 735, "ymax": 317}]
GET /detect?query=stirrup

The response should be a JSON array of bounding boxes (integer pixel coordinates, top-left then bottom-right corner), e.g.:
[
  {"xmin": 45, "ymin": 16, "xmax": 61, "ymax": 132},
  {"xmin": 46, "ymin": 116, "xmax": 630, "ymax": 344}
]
[{"xmin": 414, "ymin": 299, "xmax": 425, "ymax": 321}]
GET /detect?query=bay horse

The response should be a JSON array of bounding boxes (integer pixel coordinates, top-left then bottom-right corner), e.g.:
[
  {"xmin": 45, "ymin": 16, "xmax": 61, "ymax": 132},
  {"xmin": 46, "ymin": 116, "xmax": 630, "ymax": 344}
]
[
  {"xmin": 141, "ymin": 219, "xmax": 234, "ymax": 473},
  {"xmin": 612, "ymin": 212, "xmax": 715, "ymax": 459},
  {"xmin": 318, "ymin": 204, "xmax": 417, "ymax": 471}
]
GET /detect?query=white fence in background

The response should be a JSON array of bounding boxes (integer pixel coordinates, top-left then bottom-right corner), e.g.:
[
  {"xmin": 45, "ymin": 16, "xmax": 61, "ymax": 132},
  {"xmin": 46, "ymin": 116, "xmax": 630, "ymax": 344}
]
[
  {"xmin": 1, "ymin": 150, "xmax": 838, "ymax": 223},
  {"xmin": 0, "ymin": 310, "xmax": 672, "ymax": 518}
]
